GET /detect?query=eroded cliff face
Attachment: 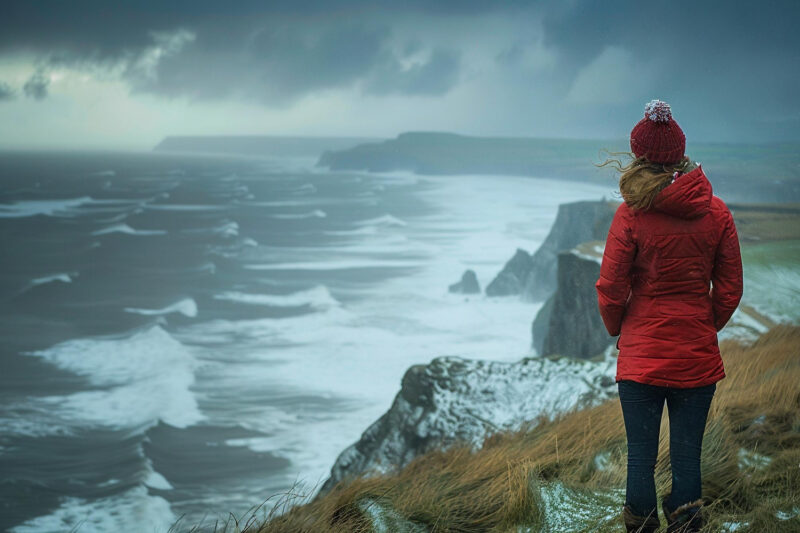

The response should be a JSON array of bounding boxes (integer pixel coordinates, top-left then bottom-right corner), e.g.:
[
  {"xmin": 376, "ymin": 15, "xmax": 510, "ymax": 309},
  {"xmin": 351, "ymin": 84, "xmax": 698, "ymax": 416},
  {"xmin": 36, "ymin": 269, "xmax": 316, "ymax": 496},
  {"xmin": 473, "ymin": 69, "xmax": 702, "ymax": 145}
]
[
  {"xmin": 316, "ymin": 353, "xmax": 616, "ymax": 497},
  {"xmin": 532, "ymin": 242, "xmax": 616, "ymax": 359},
  {"xmin": 485, "ymin": 200, "xmax": 617, "ymax": 302},
  {"xmin": 484, "ymin": 249, "xmax": 533, "ymax": 296}
]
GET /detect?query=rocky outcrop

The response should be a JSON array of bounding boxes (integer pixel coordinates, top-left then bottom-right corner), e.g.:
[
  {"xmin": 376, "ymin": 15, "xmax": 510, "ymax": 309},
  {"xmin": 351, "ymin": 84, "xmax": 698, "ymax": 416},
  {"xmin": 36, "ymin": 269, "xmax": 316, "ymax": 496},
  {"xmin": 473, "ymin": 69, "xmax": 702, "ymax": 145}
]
[
  {"xmin": 486, "ymin": 200, "xmax": 618, "ymax": 301},
  {"xmin": 316, "ymin": 353, "xmax": 616, "ymax": 497},
  {"xmin": 448, "ymin": 269, "xmax": 480, "ymax": 294},
  {"xmin": 484, "ymin": 249, "xmax": 533, "ymax": 296},
  {"xmin": 532, "ymin": 242, "xmax": 616, "ymax": 359}
]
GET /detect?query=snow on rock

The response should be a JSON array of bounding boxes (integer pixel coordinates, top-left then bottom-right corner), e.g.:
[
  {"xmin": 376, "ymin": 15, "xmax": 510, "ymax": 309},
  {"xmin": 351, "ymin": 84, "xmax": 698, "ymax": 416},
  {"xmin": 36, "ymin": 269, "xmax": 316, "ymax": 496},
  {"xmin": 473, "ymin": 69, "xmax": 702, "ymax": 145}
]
[{"xmin": 316, "ymin": 353, "xmax": 617, "ymax": 497}]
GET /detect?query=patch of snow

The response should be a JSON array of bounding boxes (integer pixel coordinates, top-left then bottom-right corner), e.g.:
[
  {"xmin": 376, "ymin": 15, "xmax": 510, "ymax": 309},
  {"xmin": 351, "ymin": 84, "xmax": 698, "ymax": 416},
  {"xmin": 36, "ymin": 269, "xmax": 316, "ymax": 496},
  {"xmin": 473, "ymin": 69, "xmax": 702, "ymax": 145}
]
[
  {"xmin": 737, "ymin": 447, "xmax": 772, "ymax": 470},
  {"xmin": 776, "ymin": 506, "xmax": 799, "ymax": 521},
  {"xmin": 721, "ymin": 521, "xmax": 748, "ymax": 532},
  {"xmin": 537, "ymin": 481, "xmax": 623, "ymax": 532},
  {"xmin": 593, "ymin": 450, "xmax": 612, "ymax": 472},
  {"xmin": 358, "ymin": 497, "xmax": 427, "ymax": 533}
]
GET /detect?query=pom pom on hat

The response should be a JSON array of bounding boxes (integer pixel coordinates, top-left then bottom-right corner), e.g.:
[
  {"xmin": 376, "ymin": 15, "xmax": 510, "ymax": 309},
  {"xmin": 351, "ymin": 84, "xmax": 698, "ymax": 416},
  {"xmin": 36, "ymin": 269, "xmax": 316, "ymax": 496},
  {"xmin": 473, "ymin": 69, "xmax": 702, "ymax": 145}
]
[
  {"xmin": 644, "ymin": 99, "xmax": 672, "ymax": 123},
  {"xmin": 630, "ymin": 99, "xmax": 685, "ymax": 164}
]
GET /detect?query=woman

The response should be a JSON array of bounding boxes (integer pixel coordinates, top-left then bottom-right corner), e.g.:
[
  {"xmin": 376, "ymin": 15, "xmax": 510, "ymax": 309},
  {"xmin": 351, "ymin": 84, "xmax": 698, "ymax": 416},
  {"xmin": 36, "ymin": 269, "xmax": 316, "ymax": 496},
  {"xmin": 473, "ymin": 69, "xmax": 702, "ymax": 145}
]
[{"xmin": 595, "ymin": 100, "xmax": 744, "ymax": 533}]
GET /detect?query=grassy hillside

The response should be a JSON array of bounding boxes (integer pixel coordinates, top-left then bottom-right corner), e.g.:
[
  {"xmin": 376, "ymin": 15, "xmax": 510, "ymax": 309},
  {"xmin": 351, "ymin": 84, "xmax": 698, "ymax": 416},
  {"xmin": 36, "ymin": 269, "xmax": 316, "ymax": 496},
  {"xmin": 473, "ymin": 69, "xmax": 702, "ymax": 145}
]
[{"xmin": 209, "ymin": 325, "xmax": 800, "ymax": 533}]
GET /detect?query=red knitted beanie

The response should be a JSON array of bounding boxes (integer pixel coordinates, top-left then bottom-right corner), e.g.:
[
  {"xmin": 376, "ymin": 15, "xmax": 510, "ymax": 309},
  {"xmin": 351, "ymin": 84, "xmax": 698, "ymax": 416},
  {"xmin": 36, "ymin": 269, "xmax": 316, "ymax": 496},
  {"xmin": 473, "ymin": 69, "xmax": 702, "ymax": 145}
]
[{"xmin": 630, "ymin": 99, "xmax": 685, "ymax": 164}]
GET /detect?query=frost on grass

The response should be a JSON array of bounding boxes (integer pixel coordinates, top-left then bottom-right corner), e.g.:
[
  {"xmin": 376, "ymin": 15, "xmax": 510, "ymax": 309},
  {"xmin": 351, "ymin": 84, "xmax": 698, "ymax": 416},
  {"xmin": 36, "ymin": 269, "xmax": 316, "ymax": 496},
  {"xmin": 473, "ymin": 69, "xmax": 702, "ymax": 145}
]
[
  {"xmin": 358, "ymin": 497, "xmax": 428, "ymax": 533},
  {"xmin": 775, "ymin": 506, "xmax": 799, "ymax": 521},
  {"xmin": 737, "ymin": 447, "xmax": 772, "ymax": 471},
  {"xmin": 721, "ymin": 521, "xmax": 749, "ymax": 532},
  {"xmin": 593, "ymin": 450, "xmax": 613, "ymax": 472},
  {"xmin": 523, "ymin": 481, "xmax": 623, "ymax": 533}
]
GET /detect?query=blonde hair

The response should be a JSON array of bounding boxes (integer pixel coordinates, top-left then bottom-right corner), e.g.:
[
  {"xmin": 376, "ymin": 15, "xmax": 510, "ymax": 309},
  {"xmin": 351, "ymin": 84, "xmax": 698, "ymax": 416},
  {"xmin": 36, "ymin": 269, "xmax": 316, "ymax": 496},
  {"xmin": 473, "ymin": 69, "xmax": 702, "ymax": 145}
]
[{"xmin": 595, "ymin": 150, "xmax": 691, "ymax": 210}]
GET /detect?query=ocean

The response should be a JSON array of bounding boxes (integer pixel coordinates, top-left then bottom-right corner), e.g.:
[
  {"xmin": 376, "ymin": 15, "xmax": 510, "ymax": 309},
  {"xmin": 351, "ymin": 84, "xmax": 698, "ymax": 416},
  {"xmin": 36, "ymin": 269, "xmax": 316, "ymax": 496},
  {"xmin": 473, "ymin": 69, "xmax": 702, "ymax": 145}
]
[{"xmin": 0, "ymin": 150, "xmax": 614, "ymax": 531}]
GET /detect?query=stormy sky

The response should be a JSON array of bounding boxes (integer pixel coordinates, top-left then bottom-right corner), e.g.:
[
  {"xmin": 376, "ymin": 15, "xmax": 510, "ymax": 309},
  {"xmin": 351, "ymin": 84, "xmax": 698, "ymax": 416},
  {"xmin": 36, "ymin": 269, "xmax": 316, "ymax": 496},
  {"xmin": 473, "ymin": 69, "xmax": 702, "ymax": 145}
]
[{"xmin": 0, "ymin": 1, "xmax": 797, "ymax": 149}]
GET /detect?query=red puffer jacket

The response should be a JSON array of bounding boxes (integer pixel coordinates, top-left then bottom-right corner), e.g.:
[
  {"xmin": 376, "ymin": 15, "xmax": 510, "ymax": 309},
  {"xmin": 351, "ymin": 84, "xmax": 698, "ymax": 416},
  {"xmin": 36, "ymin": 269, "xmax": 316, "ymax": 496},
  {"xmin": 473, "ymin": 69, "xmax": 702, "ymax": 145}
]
[{"xmin": 595, "ymin": 164, "xmax": 743, "ymax": 388}]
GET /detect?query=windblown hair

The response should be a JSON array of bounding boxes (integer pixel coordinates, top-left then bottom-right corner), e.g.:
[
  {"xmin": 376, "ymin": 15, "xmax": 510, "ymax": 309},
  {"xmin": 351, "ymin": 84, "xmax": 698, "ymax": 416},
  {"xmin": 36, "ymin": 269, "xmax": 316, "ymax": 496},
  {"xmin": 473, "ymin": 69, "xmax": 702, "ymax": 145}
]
[{"xmin": 595, "ymin": 151, "xmax": 691, "ymax": 210}]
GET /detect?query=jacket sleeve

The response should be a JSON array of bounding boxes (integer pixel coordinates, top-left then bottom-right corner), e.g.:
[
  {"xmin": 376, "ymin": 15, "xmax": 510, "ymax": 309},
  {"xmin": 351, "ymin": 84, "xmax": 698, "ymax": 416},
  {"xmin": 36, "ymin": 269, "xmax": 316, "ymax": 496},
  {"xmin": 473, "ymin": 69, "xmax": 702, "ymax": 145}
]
[
  {"xmin": 595, "ymin": 204, "xmax": 637, "ymax": 337},
  {"xmin": 710, "ymin": 207, "xmax": 743, "ymax": 331}
]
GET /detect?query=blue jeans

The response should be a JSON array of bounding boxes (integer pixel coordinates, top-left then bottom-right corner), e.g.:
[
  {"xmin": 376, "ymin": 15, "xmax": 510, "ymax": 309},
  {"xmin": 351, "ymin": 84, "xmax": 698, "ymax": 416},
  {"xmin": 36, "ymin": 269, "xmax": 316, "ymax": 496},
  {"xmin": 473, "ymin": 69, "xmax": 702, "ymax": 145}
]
[{"xmin": 617, "ymin": 379, "xmax": 716, "ymax": 518}]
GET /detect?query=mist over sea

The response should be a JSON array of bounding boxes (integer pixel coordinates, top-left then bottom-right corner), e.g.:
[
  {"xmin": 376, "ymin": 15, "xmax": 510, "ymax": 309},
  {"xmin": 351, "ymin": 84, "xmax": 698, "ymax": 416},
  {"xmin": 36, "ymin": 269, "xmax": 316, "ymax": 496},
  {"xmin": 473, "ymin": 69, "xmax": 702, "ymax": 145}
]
[{"xmin": 0, "ymin": 150, "xmax": 613, "ymax": 531}]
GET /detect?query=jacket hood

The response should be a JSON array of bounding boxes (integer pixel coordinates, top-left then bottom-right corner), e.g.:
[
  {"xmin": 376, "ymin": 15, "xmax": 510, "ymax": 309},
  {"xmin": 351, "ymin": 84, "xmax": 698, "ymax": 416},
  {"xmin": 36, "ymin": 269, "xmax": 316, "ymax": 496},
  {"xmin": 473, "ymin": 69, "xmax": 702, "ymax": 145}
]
[{"xmin": 652, "ymin": 164, "xmax": 713, "ymax": 219}]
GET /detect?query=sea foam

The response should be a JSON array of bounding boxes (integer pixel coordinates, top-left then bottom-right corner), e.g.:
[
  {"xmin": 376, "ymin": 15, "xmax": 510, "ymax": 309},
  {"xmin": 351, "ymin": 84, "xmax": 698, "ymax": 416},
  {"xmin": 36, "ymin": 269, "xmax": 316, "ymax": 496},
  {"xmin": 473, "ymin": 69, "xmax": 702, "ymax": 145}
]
[
  {"xmin": 355, "ymin": 214, "xmax": 407, "ymax": 227},
  {"xmin": 0, "ymin": 197, "xmax": 94, "ymax": 218},
  {"xmin": 213, "ymin": 285, "xmax": 339, "ymax": 310},
  {"xmin": 91, "ymin": 223, "xmax": 167, "ymax": 236},
  {"xmin": 268, "ymin": 209, "xmax": 327, "ymax": 219},
  {"xmin": 19, "ymin": 325, "xmax": 203, "ymax": 434},
  {"xmin": 10, "ymin": 485, "xmax": 175, "ymax": 533},
  {"xmin": 124, "ymin": 298, "xmax": 198, "ymax": 318}
]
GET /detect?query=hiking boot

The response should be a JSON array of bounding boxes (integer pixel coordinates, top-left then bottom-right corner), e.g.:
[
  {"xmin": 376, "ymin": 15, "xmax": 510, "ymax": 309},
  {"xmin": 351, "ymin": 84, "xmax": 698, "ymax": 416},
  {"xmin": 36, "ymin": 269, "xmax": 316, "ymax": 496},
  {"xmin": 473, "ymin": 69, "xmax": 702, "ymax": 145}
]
[
  {"xmin": 622, "ymin": 504, "xmax": 661, "ymax": 533},
  {"xmin": 662, "ymin": 493, "xmax": 705, "ymax": 532}
]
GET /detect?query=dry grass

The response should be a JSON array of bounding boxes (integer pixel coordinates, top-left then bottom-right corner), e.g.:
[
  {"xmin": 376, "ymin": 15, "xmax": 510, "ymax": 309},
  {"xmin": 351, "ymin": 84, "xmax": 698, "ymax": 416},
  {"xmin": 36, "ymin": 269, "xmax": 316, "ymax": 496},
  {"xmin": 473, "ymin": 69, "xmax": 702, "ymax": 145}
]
[{"xmin": 216, "ymin": 325, "xmax": 800, "ymax": 532}]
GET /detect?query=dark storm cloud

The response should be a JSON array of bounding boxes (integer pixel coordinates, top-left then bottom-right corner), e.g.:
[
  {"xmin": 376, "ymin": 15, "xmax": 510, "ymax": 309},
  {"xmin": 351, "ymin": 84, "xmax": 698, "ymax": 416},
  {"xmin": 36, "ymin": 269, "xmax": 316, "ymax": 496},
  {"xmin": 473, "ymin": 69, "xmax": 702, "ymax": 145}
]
[
  {"xmin": 1, "ymin": 1, "xmax": 798, "ymax": 140},
  {"xmin": 363, "ymin": 46, "xmax": 461, "ymax": 96},
  {"xmin": 127, "ymin": 22, "xmax": 394, "ymax": 105},
  {"xmin": 0, "ymin": 82, "xmax": 14, "ymax": 101},
  {"xmin": 0, "ymin": 1, "xmax": 498, "ymax": 105},
  {"xmin": 539, "ymin": 0, "xmax": 799, "ymax": 89},
  {"xmin": 23, "ymin": 72, "xmax": 49, "ymax": 100},
  {"xmin": 537, "ymin": 1, "xmax": 800, "ymax": 134},
  {"xmin": 495, "ymin": 43, "xmax": 527, "ymax": 67}
]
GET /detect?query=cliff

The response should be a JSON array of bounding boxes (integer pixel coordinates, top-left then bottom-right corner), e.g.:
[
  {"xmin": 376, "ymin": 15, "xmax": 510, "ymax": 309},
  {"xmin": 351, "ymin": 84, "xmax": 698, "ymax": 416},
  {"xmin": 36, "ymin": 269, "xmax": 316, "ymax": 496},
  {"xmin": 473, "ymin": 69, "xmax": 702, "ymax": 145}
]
[
  {"xmin": 484, "ymin": 249, "xmax": 534, "ymax": 296},
  {"xmin": 316, "ymin": 131, "xmax": 610, "ymax": 183},
  {"xmin": 316, "ymin": 352, "xmax": 616, "ymax": 497},
  {"xmin": 532, "ymin": 242, "xmax": 616, "ymax": 359},
  {"xmin": 486, "ymin": 200, "xmax": 617, "ymax": 301}
]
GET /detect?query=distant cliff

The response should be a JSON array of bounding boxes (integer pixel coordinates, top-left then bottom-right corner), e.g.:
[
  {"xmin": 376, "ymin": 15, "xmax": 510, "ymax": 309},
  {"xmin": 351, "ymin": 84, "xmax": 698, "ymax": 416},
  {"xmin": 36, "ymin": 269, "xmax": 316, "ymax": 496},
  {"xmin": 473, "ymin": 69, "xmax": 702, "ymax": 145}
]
[
  {"xmin": 317, "ymin": 353, "xmax": 616, "ymax": 497},
  {"xmin": 317, "ymin": 133, "xmax": 800, "ymax": 203},
  {"xmin": 154, "ymin": 135, "xmax": 381, "ymax": 158},
  {"xmin": 486, "ymin": 200, "xmax": 618, "ymax": 301},
  {"xmin": 316, "ymin": 131, "xmax": 611, "ymax": 183},
  {"xmin": 532, "ymin": 242, "xmax": 616, "ymax": 359}
]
